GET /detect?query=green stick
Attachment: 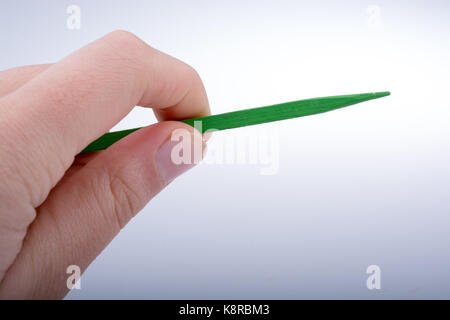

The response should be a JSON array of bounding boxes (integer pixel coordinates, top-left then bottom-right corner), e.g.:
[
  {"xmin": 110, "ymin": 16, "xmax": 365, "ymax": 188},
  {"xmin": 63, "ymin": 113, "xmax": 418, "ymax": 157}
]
[{"xmin": 80, "ymin": 91, "xmax": 390, "ymax": 154}]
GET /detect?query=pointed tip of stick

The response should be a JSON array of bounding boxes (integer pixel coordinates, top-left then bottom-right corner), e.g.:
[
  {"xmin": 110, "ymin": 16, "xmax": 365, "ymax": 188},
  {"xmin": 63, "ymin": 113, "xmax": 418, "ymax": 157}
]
[{"xmin": 373, "ymin": 91, "xmax": 391, "ymax": 98}]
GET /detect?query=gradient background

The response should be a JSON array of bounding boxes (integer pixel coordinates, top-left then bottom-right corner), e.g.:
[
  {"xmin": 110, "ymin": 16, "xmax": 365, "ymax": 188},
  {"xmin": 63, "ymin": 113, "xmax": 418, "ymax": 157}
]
[{"xmin": 1, "ymin": 0, "xmax": 450, "ymax": 299}]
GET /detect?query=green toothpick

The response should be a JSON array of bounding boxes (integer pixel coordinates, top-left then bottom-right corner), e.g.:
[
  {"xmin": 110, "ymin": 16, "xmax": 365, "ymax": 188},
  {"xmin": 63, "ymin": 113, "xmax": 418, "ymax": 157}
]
[{"xmin": 80, "ymin": 91, "xmax": 390, "ymax": 154}]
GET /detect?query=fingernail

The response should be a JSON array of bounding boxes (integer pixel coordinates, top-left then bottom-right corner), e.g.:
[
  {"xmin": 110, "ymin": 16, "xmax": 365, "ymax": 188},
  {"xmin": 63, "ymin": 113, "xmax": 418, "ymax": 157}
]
[{"xmin": 156, "ymin": 130, "xmax": 206, "ymax": 184}]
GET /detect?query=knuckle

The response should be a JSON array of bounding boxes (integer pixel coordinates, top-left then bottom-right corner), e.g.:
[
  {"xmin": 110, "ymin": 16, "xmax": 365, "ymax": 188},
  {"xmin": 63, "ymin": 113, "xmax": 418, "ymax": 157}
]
[
  {"xmin": 102, "ymin": 30, "xmax": 153, "ymax": 89},
  {"xmin": 105, "ymin": 30, "xmax": 148, "ymax": 57},
  {"xmin": 107, "ymin": 171, "xmax": 142, "ymax": 229},
  {"xmin": 109, "ymin": 29, "xmax": 140, "ymax": 42}
]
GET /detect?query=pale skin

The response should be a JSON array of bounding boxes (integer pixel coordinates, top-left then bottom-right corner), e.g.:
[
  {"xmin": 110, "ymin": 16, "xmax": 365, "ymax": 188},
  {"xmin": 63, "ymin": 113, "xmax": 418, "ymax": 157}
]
[{"xmin": 0, "ymin": 31, "xmax": 210, "ymax": 299}]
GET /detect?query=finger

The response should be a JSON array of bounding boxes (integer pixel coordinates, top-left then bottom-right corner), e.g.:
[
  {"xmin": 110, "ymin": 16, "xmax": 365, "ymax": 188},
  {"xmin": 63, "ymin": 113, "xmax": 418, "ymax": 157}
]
[
  {"xmin": 0, "ymin": 64, "xmax": 51, "ymax": 98},
  {"xmin": 0, "ymin": 121, "xmax": 204, "ymax": 298},
  {"xmin": 0, "ymin": 30, "xmax": 210, "ymax": 210}
]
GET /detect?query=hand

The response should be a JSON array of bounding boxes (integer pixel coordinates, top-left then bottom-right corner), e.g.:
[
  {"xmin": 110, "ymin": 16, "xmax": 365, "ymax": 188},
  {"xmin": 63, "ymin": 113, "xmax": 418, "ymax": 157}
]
[{"xmin": 0, "ymin": 31, "xmax": 210, "ymax": 299}]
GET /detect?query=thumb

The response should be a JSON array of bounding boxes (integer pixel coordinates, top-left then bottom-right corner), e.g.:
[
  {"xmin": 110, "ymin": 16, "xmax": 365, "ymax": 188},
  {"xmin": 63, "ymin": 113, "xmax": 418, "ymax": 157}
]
[{"xmin": 0, "ymin": 121, "xmax": 205, "ymax": 299}]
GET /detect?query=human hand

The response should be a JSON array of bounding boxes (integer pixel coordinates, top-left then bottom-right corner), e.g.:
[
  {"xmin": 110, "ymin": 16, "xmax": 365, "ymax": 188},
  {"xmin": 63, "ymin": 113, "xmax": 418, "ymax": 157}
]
[{"xmin": 0, "ymin": 31, "xmax": 209, "ymax": 299}]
